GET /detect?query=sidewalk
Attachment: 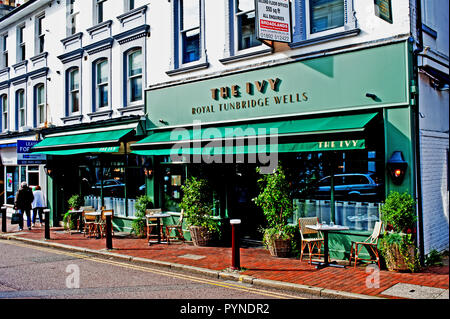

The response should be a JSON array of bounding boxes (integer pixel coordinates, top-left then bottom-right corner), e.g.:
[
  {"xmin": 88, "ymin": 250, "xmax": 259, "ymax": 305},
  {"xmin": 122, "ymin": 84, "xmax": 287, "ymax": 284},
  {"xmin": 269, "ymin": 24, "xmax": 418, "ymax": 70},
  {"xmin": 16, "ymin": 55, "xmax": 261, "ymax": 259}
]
[{"xmin": 1, "ymin": 220, "xmax": 448, "ymax": 300}]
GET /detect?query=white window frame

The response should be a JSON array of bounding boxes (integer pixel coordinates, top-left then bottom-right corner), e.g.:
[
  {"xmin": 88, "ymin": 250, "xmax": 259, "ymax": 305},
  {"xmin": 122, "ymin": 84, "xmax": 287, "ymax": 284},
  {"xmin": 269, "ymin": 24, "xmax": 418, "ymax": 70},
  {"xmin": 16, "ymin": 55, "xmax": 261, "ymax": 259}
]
[
  {"xmin": 126, "ymin": 48, "xmax": 143, "ymax": 105},
  {"xmin": 95, "ymin": 58, "xmax": 109, "ymax": 109},
  {"xmin": 68, "ymin": 68, "xmax": 80, "ymax": 115},
  {"xmin": 234, "ymin": 0, "xmax": 261, "ymax": 52},
  {"xmin": 17, "ymin": 24, "xmax": 26, "ymax": 62},
  {"xmin": 125, "ymin": 0, "xmax": 135, "ymax": 12},
  {"xmin": 94, "ymin": 0, "xmax": 107, "ymax": 25},
  {"xmin": 291, "ymin": 0, "xmax": 357, "ymax": 45},
  {"xmin": 1, "ymin": 94, "xmax": 7, "ymax": 131},
  {"xmin": 67, "ymin": 0, "xmax": 79, "ymax": 36},
  {"xmin": 17, "ymin": 89, "xmax": 26, "ymax": 128},
  {"xmin": 35, "ymin": 13, "xmax": 45, "ymax": 55},
  {"xmin": 35, "ymin": 84, "xmax": 46, "ymax": 126},
  {"xmin": 305, "ymin": 0, "xmax": 346, "ymax": 39},
  {"xmin": 1, "ymin": 34, "xmax": 8, "ymax": 68}
]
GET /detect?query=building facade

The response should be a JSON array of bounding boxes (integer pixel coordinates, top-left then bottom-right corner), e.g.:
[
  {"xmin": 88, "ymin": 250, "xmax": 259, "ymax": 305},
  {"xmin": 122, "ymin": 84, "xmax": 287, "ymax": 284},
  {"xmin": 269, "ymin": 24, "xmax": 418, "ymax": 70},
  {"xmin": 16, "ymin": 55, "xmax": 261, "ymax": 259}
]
[{"xmin": 0, "ymin": 0, "xmax": 447, "ymax": 257}]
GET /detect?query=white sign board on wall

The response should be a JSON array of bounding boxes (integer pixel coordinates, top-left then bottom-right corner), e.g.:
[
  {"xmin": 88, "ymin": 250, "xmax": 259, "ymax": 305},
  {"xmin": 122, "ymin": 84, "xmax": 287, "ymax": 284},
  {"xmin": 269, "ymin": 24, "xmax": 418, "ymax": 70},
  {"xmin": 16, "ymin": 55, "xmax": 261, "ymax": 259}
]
[{"xmin": 255, "ymin": 0, "xmax": 292, "ymax": 43}]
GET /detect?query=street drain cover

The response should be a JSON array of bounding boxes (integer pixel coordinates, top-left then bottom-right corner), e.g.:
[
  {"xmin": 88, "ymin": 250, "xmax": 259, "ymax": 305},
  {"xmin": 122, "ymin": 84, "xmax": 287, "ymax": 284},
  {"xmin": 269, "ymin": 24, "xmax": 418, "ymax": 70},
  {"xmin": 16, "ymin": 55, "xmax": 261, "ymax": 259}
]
[
  {"xmin": 178, "ymin": 254, "xmax": 206, "ymax": 260},
  {"xmin": 381, "ymin": 283, "xmax": 449, "ymax": 299}
]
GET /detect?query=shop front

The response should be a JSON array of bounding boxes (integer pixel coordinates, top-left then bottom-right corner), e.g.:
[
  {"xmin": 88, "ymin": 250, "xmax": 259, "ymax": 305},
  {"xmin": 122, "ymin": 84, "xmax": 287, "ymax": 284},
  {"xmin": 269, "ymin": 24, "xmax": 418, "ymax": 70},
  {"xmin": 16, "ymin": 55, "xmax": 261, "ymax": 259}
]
[
  {"xmin": 133, "ymin": 41, "xmax": 416, "ymax": 258},
  {"xmin": 31, "ymin": 116, "xmax": 147, "ymax": 230}
]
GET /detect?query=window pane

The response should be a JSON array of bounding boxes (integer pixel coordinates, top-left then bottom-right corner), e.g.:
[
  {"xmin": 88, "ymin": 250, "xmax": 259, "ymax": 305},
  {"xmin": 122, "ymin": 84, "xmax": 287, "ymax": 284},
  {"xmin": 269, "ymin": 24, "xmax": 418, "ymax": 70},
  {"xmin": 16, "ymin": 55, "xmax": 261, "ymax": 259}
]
[
  {"xmin": 37, "ymin": 85, "xmax": 44, "ymax": 104},
  {"xmin": 70, "ymin": 69, "xmax": 79, "ymax": 90},
  {"xmin": 182, "ymin": 28, "xmax": 200, "ymax": 63},
  {"xmin": 130, "ymin": 76, "xmax": 142, "ymax": 102},
  {"xmin": 310, "ymin": 0, "xmax": 344, "ymax": 34},
  {"xmin": 128, "ymin": 50, "xmax": 142, "ymax": 76},
  {"xmin": 71, "ymin": 91, "xmax": 79, "ymax": 113},
  {"xmin": 97, "ymin": 60, "xmax": 108, "ymax": 84},
  {"xmin": 98, "ymin": 84, "xmax": 108, "ymax": 108},
  {"xmin": 181, "ymin": 0, "xmax": 200, "ymax": 30},
  {"xmin": 237, "ymin": 12, "xmax": 258, "ymax": 50}
]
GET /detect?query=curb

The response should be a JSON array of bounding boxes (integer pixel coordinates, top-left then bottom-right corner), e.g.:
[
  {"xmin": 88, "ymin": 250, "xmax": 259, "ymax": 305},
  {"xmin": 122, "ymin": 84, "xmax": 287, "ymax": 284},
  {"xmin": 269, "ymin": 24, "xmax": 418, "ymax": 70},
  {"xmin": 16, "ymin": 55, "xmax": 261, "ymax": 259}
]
[{"xmin": 0, "ymin": 234, "xmax": 383, "ymax": 300}]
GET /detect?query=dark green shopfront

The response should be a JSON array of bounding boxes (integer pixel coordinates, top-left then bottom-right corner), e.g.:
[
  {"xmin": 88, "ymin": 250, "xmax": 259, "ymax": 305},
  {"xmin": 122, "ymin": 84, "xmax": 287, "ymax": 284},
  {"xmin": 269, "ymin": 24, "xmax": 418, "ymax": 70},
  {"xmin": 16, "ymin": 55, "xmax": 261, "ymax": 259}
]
[{"xmin": 36, "ymin": 41, "xmax": 418, "ymax": 261}]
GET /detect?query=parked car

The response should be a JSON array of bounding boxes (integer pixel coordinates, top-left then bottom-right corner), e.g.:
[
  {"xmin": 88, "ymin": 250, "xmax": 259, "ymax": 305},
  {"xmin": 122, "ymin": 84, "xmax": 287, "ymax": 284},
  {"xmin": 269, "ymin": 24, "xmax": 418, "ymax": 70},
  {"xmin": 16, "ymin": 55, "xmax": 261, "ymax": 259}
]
[
  {"xmin": 311, "ymin": 173, "xmax": 384, "ymax": 202},
  {"xmin": 91, "ymin": 179, "xmax": 125, "ymax": 197}
]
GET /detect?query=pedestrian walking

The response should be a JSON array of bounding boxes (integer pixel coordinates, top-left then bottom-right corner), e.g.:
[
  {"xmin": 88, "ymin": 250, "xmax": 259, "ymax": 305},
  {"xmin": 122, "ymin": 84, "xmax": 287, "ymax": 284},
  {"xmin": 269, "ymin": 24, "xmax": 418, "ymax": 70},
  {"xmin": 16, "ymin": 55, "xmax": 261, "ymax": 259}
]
[
  {"xmin": 32, "ymin": 185, "xmax": 46, "ymax": 227},
  {"xmin": 14, "ymin": 182, "xmax": 35, "ymax": 231}
]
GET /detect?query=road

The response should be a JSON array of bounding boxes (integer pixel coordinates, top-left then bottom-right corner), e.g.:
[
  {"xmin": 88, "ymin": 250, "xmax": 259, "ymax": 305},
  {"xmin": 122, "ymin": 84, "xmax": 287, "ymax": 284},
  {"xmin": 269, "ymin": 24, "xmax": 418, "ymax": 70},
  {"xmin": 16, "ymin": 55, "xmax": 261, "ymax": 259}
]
[{"xmin": 0, "ymin": 239, "xmax": 322, "ymax": 304}]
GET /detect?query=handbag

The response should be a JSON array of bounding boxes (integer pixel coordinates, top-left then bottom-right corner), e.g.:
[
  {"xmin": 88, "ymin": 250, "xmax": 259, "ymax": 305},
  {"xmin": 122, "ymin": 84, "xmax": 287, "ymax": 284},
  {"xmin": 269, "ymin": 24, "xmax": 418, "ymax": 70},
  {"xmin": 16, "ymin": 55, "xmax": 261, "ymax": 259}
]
[{"xmin": 11, "ymin": 211, "xmax": 21, "ymax": 225}]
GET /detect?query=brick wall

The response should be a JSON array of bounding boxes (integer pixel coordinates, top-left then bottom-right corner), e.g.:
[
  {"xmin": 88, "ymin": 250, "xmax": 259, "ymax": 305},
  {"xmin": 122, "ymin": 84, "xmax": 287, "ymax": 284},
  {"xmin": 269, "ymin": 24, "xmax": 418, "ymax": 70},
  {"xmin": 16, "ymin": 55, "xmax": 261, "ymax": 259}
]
[{"xmin": 420, "ymin": 130, "xmax": 449, "ymax": 254}]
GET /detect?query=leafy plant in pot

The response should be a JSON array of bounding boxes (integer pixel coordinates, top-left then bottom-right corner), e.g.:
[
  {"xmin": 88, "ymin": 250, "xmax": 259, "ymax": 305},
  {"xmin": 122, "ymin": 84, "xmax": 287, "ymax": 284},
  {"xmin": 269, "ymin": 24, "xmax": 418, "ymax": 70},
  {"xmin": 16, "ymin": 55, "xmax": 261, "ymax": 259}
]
[
  {"xmin": 380, "ymin": 191, "xmax": 420, "ymax": 272},
  {"xmin": 131, "ymin": 195, "xmax": 153, "ymax": 238},
  {"xmin": 180, "ymin": 176, "xmax": 220, "ymax": 246},
  {"xmin": 253, "ymin": 164, "xmax": 294, "ymax": 258},
  {"xmin": 63, "ymin": 194, "xmax": 84, "ymax": 230}
]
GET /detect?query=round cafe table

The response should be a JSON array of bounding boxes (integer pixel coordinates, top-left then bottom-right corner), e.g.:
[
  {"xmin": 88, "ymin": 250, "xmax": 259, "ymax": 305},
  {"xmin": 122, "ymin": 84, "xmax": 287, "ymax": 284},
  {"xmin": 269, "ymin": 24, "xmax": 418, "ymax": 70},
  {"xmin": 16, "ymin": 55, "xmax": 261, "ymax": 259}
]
[
  {"xmin": 306, "ymin": 224, "xmax": 350, "ymax": 269},
  {"xmin": 146, "ymin": 213, "xmax": 170, "ymax": 244}
]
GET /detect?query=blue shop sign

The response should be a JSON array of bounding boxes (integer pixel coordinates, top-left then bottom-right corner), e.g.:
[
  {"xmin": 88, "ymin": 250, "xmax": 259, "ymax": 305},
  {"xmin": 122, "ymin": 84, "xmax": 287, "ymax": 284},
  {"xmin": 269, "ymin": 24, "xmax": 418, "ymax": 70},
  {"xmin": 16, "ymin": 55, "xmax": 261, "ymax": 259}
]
[{"xmin": 17, "ymin": 140, "xmax": 46, "ymax": 165}]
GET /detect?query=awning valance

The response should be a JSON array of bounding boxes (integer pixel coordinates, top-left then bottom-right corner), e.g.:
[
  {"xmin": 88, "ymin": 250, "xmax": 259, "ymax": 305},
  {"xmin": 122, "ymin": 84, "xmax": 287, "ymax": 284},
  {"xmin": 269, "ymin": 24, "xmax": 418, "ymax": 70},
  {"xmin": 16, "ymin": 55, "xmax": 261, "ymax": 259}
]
[
  {"xmin": 131, "ymin": 113, "xmax": 377, "ymax": 155},
  {"xmin": 32, "ymin": 129, "xmax": 134, "ymax": 155}
]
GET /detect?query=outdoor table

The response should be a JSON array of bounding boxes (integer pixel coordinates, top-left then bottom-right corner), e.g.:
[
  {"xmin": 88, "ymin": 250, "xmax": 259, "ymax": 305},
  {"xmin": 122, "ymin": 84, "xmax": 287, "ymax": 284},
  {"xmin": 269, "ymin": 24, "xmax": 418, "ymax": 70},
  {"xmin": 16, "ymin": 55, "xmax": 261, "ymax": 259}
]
[
  {"xmin": 146, "ymin": 213, "xmax": 170, "ymax": 245},
  {"xmin": 306, "ymin": 224, "xmax": 350, "ymax": 269},
  {"xmin": 84, "ymin": 211, "xmax": 103, "ymax": 238}
]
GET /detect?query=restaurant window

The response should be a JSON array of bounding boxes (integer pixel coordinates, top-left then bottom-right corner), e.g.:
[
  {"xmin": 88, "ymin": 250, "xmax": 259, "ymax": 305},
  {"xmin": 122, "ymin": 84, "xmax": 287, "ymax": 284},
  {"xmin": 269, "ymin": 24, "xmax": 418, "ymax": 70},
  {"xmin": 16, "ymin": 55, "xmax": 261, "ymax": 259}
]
[
  {"xmin": 35, "ymin": 84, "xmax": 46, "ymax": 126},
  {"xmin": 67, "ymin": 67, "xmax": 80, "ymax": 114},
  {"xmin": 94, "ymin": 58, "xmax": 109, "ymax": 110},
  {"xmin": 1, "ymin": 94, "xmax": 7, "ymax": 132},
  {"xmin": 125, "ymin": 48, "xmax": 143, "ymax": 104}
]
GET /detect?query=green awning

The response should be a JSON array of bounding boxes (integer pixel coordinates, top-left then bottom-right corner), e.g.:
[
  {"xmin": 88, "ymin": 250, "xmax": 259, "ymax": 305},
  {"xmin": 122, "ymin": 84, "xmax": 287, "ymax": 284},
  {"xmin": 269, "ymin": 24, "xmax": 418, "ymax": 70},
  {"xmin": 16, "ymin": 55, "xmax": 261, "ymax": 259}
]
[
  {"xmin": 131, "ymin": 113, "xmax": 376, "ymax": 155},
  {"xmin": 132, "ymin": 113, "xmax": 377, "ymax": 149},
  {"xmin": 132, "ymin": 139, "xmax": 366, "ymax": 156},
  {"xmin": 32, "ymin": 129, "xmax": 133, "ymax": 155}
]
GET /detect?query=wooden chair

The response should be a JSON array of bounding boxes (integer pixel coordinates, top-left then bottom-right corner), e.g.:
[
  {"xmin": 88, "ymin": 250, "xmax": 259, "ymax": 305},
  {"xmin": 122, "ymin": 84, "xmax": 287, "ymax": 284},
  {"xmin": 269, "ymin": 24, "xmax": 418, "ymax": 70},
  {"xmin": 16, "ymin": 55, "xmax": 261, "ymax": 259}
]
[
  {"xmin": 349, "ymin": 221, "xmax": 383, "ymax": 268},
  {"xmin": 98, "ymin": 209, "xmax": 114, "ymax": 239},
  {"xmin": 146, "ymin": 209, "xmax": 165, "ymax": 243},
  {"xmin": 82, "ymin": 211, "xmax": 98, "ymax": 238},
  {"xmin": 299, "ymin": 217, "xmax": 326, "ymax": 264},
  {"xmin": 77, "ymin": 206, "xmax": 94, "ymax": 231},
  {"xmin": 165, "ymin": 210, "xmax": 186, "ymax": 244}
]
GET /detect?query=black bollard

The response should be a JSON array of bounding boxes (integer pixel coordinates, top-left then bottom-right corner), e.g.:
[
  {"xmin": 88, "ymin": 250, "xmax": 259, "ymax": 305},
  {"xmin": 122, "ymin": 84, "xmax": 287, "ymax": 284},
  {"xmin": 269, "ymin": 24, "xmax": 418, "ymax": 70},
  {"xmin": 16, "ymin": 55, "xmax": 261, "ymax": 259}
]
[
  {"xmin": 1, "ymin": 207, "xmax": 7, "ymax": 233},
  {"xmin": 106, "ymin": 214, "xmax": 113, "ymax": 250},
  {"xmin": 230, "ymin": 219, "xmax": 241, "ymax": 271},
  {"xmin": 44, "ymin": 209, "xmax": 50, "ymax": 240}
]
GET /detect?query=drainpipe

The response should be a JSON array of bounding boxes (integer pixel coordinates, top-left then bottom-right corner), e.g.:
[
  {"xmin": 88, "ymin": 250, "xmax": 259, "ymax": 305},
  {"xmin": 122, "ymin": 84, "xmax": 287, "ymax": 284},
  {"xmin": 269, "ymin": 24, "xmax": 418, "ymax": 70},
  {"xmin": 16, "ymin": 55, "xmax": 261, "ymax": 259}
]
[{"xmin": 412, "ymin": 0, "xmax": 425, "ymax": 266}]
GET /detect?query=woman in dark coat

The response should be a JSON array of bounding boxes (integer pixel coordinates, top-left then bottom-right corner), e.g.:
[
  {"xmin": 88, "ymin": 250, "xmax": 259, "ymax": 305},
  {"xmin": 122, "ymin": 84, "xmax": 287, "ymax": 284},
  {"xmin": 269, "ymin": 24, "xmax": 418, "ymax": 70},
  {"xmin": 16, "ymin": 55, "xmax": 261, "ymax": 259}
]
[{"xmin": 14, "ymin": 182, "xmax": 35, "ymax": 231}]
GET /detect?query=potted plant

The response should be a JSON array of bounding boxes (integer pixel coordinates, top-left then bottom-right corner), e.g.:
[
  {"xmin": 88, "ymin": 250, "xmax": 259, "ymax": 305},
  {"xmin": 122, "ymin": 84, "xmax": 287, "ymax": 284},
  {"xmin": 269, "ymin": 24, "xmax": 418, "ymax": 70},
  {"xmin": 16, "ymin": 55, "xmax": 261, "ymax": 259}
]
[
  {"xmin": 253, "ymin": 164, "xmax": 294, "ymax": 258},
  {"xmin": 131, "ymin": 195, "xmax": 153, "ymax": 238},
  {"xmin": 380, "ymin": 191, "xmax": 420, "ymax": 272},
  {"xmin": 63, "ymin": 194, "xmax": 85, "ymax": 230},
  {"xmin": 180, "ymin": 176, "xmax": 220, "ymax": 246}
]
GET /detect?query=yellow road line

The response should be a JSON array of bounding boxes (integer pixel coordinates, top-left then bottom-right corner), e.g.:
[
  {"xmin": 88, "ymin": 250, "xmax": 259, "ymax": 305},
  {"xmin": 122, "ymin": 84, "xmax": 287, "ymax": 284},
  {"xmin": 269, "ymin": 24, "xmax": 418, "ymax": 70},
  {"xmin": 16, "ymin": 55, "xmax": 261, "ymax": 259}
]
[{"xmin": 1, "ymin": 239, "xmax": 306, "ymax": 299}]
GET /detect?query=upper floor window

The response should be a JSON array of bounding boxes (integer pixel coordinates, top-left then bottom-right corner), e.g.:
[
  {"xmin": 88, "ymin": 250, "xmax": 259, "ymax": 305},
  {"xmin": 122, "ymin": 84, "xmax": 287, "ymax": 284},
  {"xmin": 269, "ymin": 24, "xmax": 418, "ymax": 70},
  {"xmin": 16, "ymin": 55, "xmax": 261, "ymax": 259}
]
[
  {"xmin": 308, "ymin": 0, "xmax": 344, "ymax": 35},
  {"xmin": 68, "ymin": 68, "xmax": 80, "ymax": 114},
  {"xmin": 94, "ymin": 59, "xmax": 109, "ymax": 109},
  {"xmin": 126, "ymin": 49, "xmax": 142, "ymax": 104},
  {"xmin": 1, "ymin": 94, "xmax": 7, "ymax": 131},
  {"xmin": 17, "ymin": 25, "xmax": 26, "ymax": 62},
  {"xmin": 291, "ymin": 0, "xmax": 357, "ymax": 46},
  {"xmin": 95, "ymin": 0, "xmax": 107, "ymax": 25},
  {"xmin": 235, "ymin": 0, "xmax": 259, "ymax": 51},
  {"xmin": 16, "ymin": 89, "xmax": 25, "ymax": 128},
  {"xmin": 35, "ymin": 84, "xmax": 46, "ymax": 126},
  {"xmin": 1, "ymin": 35, "xmax": 7, "ymax": 68},
  {"xmin": 180, "ymin": 0, "xmax": 201, "ymax": 64},
  {"xmin": 36, "ymin": 14, "xmax": 45, "ymax": 55},
  {"xmin": 125, "ymin": 0, "xmax": 135, "ymax": 11},
  {"xmin": 67, "ymin": 0, "xmax": 79, "ymax": 36}
]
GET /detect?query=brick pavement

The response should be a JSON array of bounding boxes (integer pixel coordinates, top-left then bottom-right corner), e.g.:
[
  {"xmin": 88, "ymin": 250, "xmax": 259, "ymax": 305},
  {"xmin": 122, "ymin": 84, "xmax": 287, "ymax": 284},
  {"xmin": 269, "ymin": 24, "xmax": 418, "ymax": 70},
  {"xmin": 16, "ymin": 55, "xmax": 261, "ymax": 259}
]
[{"xmin": 1, "ymin": 221, "xmax": 448, "ymax": 299}]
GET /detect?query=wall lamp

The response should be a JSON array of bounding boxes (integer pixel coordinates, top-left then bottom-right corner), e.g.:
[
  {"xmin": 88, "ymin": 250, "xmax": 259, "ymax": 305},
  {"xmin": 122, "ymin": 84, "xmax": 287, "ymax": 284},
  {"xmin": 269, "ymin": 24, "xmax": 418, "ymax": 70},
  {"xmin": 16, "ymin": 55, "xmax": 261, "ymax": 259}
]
[{"xmin": 387, "ymin": 151, "xmax": 408, "ymax": 185}]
